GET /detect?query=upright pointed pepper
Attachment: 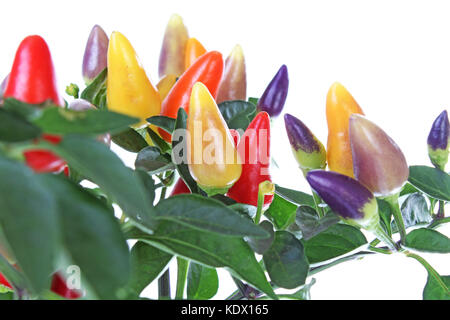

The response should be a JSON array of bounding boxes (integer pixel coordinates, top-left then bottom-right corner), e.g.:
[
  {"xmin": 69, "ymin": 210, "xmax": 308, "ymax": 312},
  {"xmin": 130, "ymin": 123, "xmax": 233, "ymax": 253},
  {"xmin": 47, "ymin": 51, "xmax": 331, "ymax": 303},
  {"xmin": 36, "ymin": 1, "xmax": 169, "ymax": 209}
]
[
  {"xmin": 185, "ymin": 37, "xmax": 206, "ymax": 70},
  {"xmin": 227, "ymin": 112, "xmax": 273, "ymax": 207},
  {"xmin": 306, "ymin": 170, "xmax": 397, "ymax": 250},
  {"xmin": 216, "ymin": 45, "xmax": 247, "ymax": 104},
  {"xmin": 284, "ymin": 113, "xmax": 326, "ymax": 175},
  {"xmin": 159, "ymin": 14, "xmax": 189, "ymax": 78},
  {"xmin": 256, "ymin": 65, "xmax": 289, "ymax": 118},
  {"xmin": 157, "ymin": 74, "xmax": 178, "ymax": 101},
  {"xmin": 82, "ymin": 24, "xmax": 109, "ymax": 85},
  {"xmin": 107, "ymin": 31, "xmax": 161, "ymax": 128},
  {"xmin": 159, "ymin": 51, "xmax": 223, "ymax": 142},
  {"xmin": 187, "ymin": 83, "xmax": 242, "ymax": 195},
  {"xmin": 3, "ymin": 35, "xmax": 66, "ymax": 173},
  {"xmin": 427, "ymin": 110, "xmax": 450, "ymax": 171},
  {"xmin": 170, "ymin": 178, "xmax": 191, "ymax": 196},
  {"xmin": 326, "ymin": 82, "xmax": 364, "ymax": 177}
]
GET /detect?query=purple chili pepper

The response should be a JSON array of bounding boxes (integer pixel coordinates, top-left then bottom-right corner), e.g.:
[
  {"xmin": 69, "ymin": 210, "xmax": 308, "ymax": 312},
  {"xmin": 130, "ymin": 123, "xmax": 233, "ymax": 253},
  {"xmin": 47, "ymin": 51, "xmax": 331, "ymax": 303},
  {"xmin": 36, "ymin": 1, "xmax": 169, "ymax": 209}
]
[
  {"xmin": 427, "ymin": 110, "xmax": 449, "ymax": 170},
  {"xmin": 82, "ymin": 25, "xmax": 109, "ymax": 85},
  {"xmin": 257, "ymin": 65, "xmax": 289, "ymax": 117}
]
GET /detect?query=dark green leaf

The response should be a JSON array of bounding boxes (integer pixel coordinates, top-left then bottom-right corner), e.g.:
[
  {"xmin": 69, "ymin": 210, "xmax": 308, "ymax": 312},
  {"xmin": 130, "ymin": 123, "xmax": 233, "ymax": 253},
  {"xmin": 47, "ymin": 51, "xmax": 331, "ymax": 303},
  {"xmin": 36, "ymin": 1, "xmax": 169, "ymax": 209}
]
[
  {"xmin": 128, "ymin": 242, "xmax": 173, "ymax": 296},
  {"xmin": 0, "ymin": 156, "xmax": 57, "ymax": 293},
  {"xmin": 80, "ymin": 68, "xmax": 107, "ymax": 104},
  {"xmin": 398, "ymin": 193, "xmax": 432, "ymax": 229},
  {"xmin": 218, "ymin": 100, "xmax": 256, "ymax": 130},
  {"xmin": 248, "ymin": 97, "xmax": 259, "ymax": 106},
  {"xmin": 266, "ymin": 278, "xmax": 316, "ymax": 300},
  {"xmin": 295, "ymin": 206, "xmax": 339, "ymax": 240},
  {"xmin": 187, "ymin": 262, "xmax": 219, "ymax": 300},
  {"xmin": 263, "ymin": 231, "xmax": 309, "ymax": 289},
  {"xmin": 265, "ymin": 194, "xmax": 298, "ymax": 230},
  {"xmin": 127, "ymin": 221, "xmax": 276, "ymax": 299},
  {"xmin": 247, "ymin": 221, "xmax": 275, "ymax": 254},
  {"xmin": 49, "ymin": 134, "xmax": 158, "ymax": 230},
  {"xmin": 274, "ymin": 185, "xmax": 315, "ymax": 207},
  {"xmin": 0, "ymin": 109, "xmax": 41, "ymax": 142},
  {"xmin": 408, "ymin": 165, "xmax": 450, "ymax": 201},
  {"xmin": 112, "ymin": 128, "xmax": 148, "ymax": 153},
  {"xmin": 377, "ymin": 199, "xmax": 392, "ymax": 236},
  {"xmin": 423, "ymin": 274, "xmax": 450, "ymax": 300},
  {"xmin": 155, "ymin": 194, "xmax": 269, "ymax": 238},
  {"xmin": 135, "ymin": 171, "xmax": 157, "ymax": 206},
  {"xmin": 39, "ymin": 174, "xmax": 130, "ymax": 299},
  {"xmin": 146, "ymin": 127, "xmax": 171, "ymax": 154},
  {"xmin": 33, "ymin": 107, "xmax": 139, "ymax": 135},
  {"xmin": 2, "ymin": 98, "xmax": 43, "ymax": 120},
  {"xmin": 229, "ymin": 203, "xmax": 256, "ymax": 219},
  {"xmin": 400, "ymin": 183, "xmax": 421, "ymax": 197},
  {"xmin": 303, "ymin": 224, "xmax": 367, "ymax": 264},
  {"xmin": 135, "ymin": 146, "xmax": 175, "ymax": 174},
  {"xmin": 405, "ymin": 228, "xmax": 450, "ymax": 253},
  {"xmin": 146, "ymin": 116, "xmax": 176, "ymax": 134}
]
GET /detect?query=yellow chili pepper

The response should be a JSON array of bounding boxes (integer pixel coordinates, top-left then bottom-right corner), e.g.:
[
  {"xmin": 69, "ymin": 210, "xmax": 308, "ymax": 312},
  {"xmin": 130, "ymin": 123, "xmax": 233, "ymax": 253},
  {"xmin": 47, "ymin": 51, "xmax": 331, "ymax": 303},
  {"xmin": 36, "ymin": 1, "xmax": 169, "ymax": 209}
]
[
  {"xmin": 107, "ymin": 31, "xmax": 161, "ymax": 128},
  {"xmin": 184, "ymin": 37, "xmax": 206, "ymax": 70},
  {"xmin": 156, "ymin": 74, "xmax": 177, "ymax": 101},
  {"xmin": 326, "ymin": 82, "xmax": 364, "ymax": 177},
  {"xmin": 187, "ymin": 82, "xmax": 242, "ymax": 195}
]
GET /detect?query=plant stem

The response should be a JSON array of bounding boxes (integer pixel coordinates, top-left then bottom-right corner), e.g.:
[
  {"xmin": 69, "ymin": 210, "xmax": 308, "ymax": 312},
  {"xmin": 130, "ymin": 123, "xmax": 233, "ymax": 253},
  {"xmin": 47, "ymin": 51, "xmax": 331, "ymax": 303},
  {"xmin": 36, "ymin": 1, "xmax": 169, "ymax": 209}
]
[
  {"xmin": 371, "ymin": 223, "xmax": 399, "ymax": 251},
  {"xmin": 383, "ymin": 192, "xmax": 407, "ymax": 245},
  {"xmin": 0, "ymin": 254, "xmax": 26, "ymax": 295},
  {"xmin": 157, "ymin": 186, "xmax": 170, "ymax": 300},
  {"xmin": 437, "ymin": 200, "xmax": 446, "ymax": 219},
  {"xmin": 309, "ymin": 252, "xmax": 374, "ymax": 275},
  {"xmin": 311, "ymin": 188, "xmax": 324, "ymax": 218},
  {"xmin": 160, "ymin": 186, "xmax": 167, "ymax": 202},
  {"xmin": 231, "ymin": 276, "xmax": 247, "ymax": 298},
  {"xmin": 175, "ymin": 258, "xmax": 189, "ymax": 300},
  {"xmin": 428, "ymin": 216, "xmax": 450, "ymax": 229},
  {"xmin": 368, "ymin": 246, "xmax": 392, "ymax": 255},
  {"xmin": 254, "ymin": 190, "xmax": 265, "ymax": 225},
  {"xmin": 404, "ymin": 251, "xmax": 448, "ymax": 292}
]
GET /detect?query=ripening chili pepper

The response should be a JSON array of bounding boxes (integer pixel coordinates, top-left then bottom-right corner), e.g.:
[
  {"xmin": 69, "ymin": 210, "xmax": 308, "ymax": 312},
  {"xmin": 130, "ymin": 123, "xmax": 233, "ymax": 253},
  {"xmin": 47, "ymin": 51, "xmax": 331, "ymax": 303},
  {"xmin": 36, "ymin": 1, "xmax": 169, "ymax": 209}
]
[
  {"xmin": 107, "ymin": 31, "xmax": 161, "ymax": 128},
  {"xmin": 159, "ymin": 14, "xmax": 189, "ymax": 78},
  {"xmin": 284, "ymin": 113, "xmax": 326, "ymax": 175},
  {"xmin": 326, "ymin": 82, "xmax": 364, "ymax": 177},
  {"xmin": 349, "ymin": 114, "xmax": 409, "ymax": 197},
  {"xmin": 187, "ymin": 82, "xmax": 242, "ymax": 195},
  {"xmin": 170, "ymin": 178, "xmax": 191, "ymax": 196},
  {"xmin": 158, "ymin": 51, "xmax": 224, "ymax": 142},
  {"xmin": 50, "ymin": 272, "xmax": 82, "ymax": 299},
  {"xmin": 185, "ymin": 37, "xmax": 206, "ymax": 70},
  {"xmin": 4, "ymin": 35, "xmax": 66, "ymax": 173},
  {"xmin": 427, "ymin": 110, "xmax": 450, "ymax": 171},
  {"xmin": 0, "ymin": 272, "xmax": 11, "ymax": 289},
  {"xmin": 216, "ymin": 45, "xmax": 247, "ymax": 104},
  {"xmin": 157, "ymin": 74, "xmax": 177, "ymax": 101},
  {"xmin": 256, "ymin": 65, "xmax": 288, "ymax": 117},
  {"xmin": 82, "ymin": 24, "xmax": 109, "ymax": 85},
  {"xmin": 227, "ymin": 112, "xmax": 273, "ymax": 207}
]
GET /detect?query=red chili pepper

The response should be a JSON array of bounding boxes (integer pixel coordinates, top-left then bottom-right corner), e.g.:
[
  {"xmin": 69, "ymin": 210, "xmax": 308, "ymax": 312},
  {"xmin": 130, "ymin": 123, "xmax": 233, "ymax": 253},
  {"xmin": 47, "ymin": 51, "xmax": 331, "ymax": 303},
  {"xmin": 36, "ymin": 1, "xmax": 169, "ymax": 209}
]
[
  {"xmin": 0, "ymin": 272, "xmax": 12, "ymax": 289},
  {"xmin": 227, "ymin": 112, "xmax": 274, "ymax": 207},
  {"xmin": 158, "ymin": 51, "xmax": 223, "ymax": 142},
  {"xmin": 170, "ymin": 178, "xmax": 191, "ymax": 196},
  {"xmin": 3, "ymin": 35, "xmax": 66, "ymax": 173},
  {"xmin": 50, "ymin": 272, "xmax": 82, "ymax": 299}
]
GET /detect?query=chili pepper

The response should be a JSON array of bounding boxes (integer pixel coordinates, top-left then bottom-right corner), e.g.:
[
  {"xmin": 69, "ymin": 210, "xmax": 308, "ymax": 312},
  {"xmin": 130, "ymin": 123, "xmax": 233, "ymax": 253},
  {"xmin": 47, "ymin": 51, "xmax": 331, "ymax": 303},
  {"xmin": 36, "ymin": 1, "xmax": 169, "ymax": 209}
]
[
  {"xmin": 157, "ymin": 74, "xmax": 177, "ymax": 101},
  {"xmin": 349, "ymin": 114, "xmax": 409, "ymax": 197},
  {"xmin": 158, "ymin": 51, "xmax": 223, "ymax": 142},
  {"xmin": 0, "ymin": 272, "xmax": 11, "ymax": 289},
  {"xmin": 185, "ymin": 37, "xmax": 206, "ymax": 70},
  {"xmin": 227, "ymin": 112, "xmax": 273, "ymax": 207},
  {"xmin": 187, "ymin": 82, "xmax": 241, "ymax": 195},
  {"xmin": 107, "ymin": 31, "xmax": 161, "ymax": 128},
  {"xmin": 170, "ymin": 178, "xmax": 191, "ymax": 196},
  {"xmin": 82, "ymin": 24, "xmax": 109, "ymax": 85},
  {"xmin": 326, "ymin": 82, "xmax": 364, "ymax": 177},
  {"xmin": 256, "ymin": 65, "xmax": 288, "ymax": 117},
  {"xmin": 229, "ymin": 128, "xmax": 240, "ymax": 146},
  {"xmin": 0, "ymin": 74, "xmax": 9, "ymax": 101},
  {"xmin": 159, "ymin": 14, "xmax": 189, "ymax": 78},
  {"xmin": 68, "ymin": 99, "xmax": 111, "ymax": 146},
  {"xmin": 427, "ymin": 110, "xmax": 449, "ymax": 171},
  {"xmin": 284, "ymin": 113, "xmax": 326, "ymax": 175},
  {"xmin": 216, "ymin": 45, "xmax": 247, "ymax": 104},
  {"xmin": 3, "ymin": 35, "xmax": 64, "ymax": 106},
  {"xmin": 50, "ymin": 272, "xmax": 82, "ymax": 299}
]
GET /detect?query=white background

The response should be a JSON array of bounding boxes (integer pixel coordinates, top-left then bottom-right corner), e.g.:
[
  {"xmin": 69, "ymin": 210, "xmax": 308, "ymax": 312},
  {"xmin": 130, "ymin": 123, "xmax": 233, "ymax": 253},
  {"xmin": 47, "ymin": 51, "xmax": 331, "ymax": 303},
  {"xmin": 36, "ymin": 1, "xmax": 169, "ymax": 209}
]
[{"xmin": 0, "ymin": 0, "xmax": 449, "ymax": 299}]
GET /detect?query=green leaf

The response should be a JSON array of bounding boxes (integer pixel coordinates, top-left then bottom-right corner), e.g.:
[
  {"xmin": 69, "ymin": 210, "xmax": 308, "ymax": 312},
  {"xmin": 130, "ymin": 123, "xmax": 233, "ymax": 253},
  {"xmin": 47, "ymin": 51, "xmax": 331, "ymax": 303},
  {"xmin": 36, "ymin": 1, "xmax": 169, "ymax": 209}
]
[
  {"xmin": 33, "ymin": 107, "xmax": 139, "ymax": 135},
  {"xmin": 135, "ymin": 146, "xmax": 175, "ymax": 174},
  {"xmin": 295, "ymin": 206, "xmax": 340, "ymax": 240},
  {"xmin": 128, "ymin": 242, "xmax": 173, "ymax": 296},
  {"xmin": 377, "ymin": 199, "xmax": 392, "ymax": 236},
  {"xmin": 146, "ymin": 116, "xmax": 176, "ymax": 134},
  {"xmin": 228, "ymin": 203, "xmax": 256, "ymax": 219},
  {"xmin": 264, "ymin": 278, "xmax": 316, "ymax": 300},
  {"xmin": 263, "ymin": 231, "xmax": 309, "ymax": 289},
  {"xmin": 0, "ymin": 109, "xmax": 41, "ymax": 142},
  {"xmin": 265, "ymin": 194, "xmax": 298, "ymax": 230},
  {"xmin": 218, "ymin": 100, "xmax": 256, "ymax": 130},
  {"xmin": 39, "ymin": 174, "xmax": 130, "ymax": 299},
  {"xmin": 274, "ymin": 185, "xmax": 315, "ymax": 207},
  {"xmin": 303, "ymin": 224, "xmax": 367, "ymax": 264},
  {"xmin": 247, "ymin": 220, "xmax": 275, "ymax": 254},
  {"xmin": 48, "ymin": 134, "xmax": 158, "ymax": 230},
  {"xmin": 80, "ymin": 68, "xmax": 107, "ymax": 104},
  {"xmin": 423, "ymin": 274, "xmax": 450, "ymax": 300},
  {"xmin": 112, "ymin": 128, "xmax": 148, "ymax": 153},
  {"xmin": 398, "ymin": 193, "xmax": 432, "ymax": 229},
  {"xmin": 187, "ymin": 262, "xmax": 219, "ymax": 300},
  {"xmin": 400, "ymin": 183, "xmax": 421, "ymax": 196},
  {"xmin": 2, "ymin": 98, "xmax": 43, "ymax": 119},
  {"xmin": 146, "ymin": 127, "xmax": 171, "ymax": 154},
  {"xmin": 405, "ymin": 228, "xmax": 450, "ymax": 253},
  {"xmin": 0, "ymin": 156, "xmax": 57, "ymax": 293},
  {"xmin": 248, "ymin": 97, "xmax": 259, "ymax": 106},
  {"xmin": 408, "ymin": 165, "xmax": 450, "ymax": 201},
  {"xmin": 127, "ymin": 221, "xmax": 277, "ymax": 299},
  {"xmin": 155, "ymin": 194, "xmax": 269, "ymax": 238}
]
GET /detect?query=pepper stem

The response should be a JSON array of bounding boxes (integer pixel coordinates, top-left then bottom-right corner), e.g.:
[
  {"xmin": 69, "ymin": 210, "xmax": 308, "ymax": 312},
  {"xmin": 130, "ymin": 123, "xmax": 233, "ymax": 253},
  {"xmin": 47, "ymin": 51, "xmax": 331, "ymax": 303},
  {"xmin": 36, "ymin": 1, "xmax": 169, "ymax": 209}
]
[
  {"xmin": 382, "ymin": 192, "xmax": 407, "ymax": 245},
  {"xmin": 437, "ymin": 200, "xmax": 446, "ymax": 219},
  {"xmin": 254, "ymin": 181, "xmax": 275, "ymax": 224},
  {"xmin": 371, "ymin": 222, "xmax": 399, "ymax": 252}
]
